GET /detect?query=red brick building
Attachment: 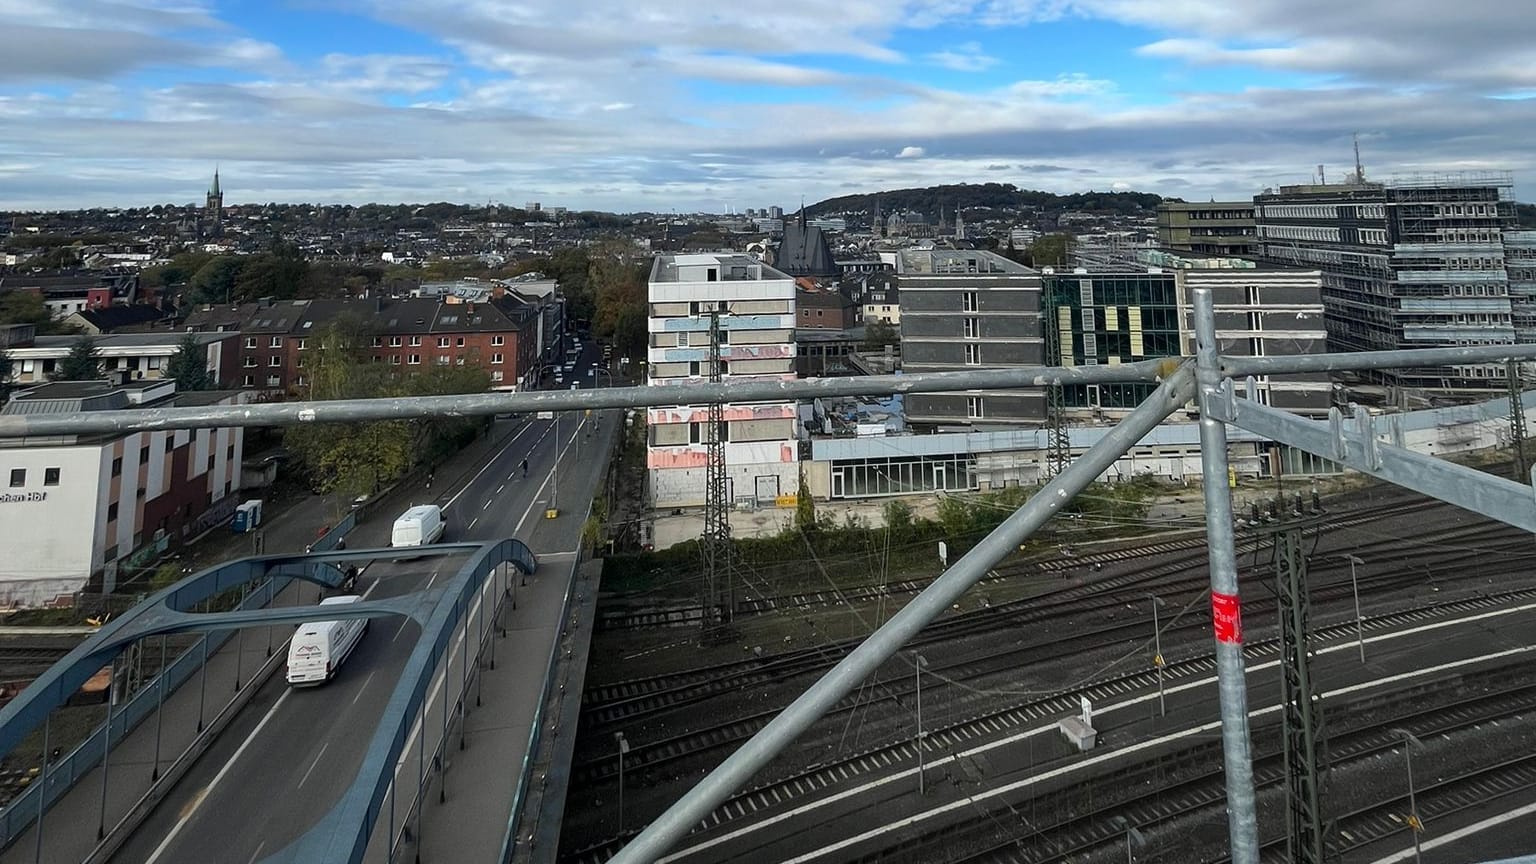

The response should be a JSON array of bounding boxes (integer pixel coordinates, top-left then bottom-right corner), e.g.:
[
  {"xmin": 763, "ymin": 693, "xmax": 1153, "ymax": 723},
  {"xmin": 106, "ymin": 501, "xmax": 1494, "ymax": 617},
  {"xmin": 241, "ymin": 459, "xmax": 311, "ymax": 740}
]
[{"xmin": 184, "ymin": 296, "xmax": 544, "ymax": 394}]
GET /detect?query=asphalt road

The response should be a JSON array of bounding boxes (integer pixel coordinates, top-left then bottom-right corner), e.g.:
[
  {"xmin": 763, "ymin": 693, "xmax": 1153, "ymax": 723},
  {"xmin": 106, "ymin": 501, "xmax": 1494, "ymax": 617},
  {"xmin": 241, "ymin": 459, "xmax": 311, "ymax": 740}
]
[
  {"xmin": 111, "ymin": 343, "xmax": 615, "ymax": 864},
  {"xmin": 653, "ymin": 596, "xmax": 1536, "ymax": 863}
]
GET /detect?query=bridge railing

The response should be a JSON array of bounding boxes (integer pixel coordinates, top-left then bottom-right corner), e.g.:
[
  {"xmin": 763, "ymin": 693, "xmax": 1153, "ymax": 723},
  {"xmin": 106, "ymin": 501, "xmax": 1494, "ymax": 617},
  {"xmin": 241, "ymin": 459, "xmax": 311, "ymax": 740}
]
[{"xmin": 0, "ymin": 514, "xmax": 356, "ymax": 848}]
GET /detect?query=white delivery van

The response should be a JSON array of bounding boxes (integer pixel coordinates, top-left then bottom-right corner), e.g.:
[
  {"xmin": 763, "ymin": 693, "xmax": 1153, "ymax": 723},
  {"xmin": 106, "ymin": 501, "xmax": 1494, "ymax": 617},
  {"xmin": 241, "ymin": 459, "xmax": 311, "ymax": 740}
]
[
  {"xmin": 391, "ymin": 504, "xmax": 445, "ymax": 548},
  {"xmin": 286, "ymin": 595, "xmax": 368, "ymax": 686}
]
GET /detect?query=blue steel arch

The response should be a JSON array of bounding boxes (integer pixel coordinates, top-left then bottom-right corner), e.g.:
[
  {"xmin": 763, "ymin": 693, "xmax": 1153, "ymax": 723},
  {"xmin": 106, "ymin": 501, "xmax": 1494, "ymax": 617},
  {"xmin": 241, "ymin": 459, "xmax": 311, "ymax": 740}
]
[{"xmin": 0, "ymin": 538, "xmax": 535, "ymax": 860}]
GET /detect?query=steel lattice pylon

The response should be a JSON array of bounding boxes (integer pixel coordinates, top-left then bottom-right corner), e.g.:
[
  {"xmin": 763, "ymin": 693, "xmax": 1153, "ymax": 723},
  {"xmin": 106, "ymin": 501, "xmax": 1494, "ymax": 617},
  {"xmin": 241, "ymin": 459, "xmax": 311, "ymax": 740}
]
[
  {"xmin": 1042, "ymin": 296, "xmax": 1070, "ymax": 478},
  {"xmin": 700, "ymin": 309, "xmax": 735, "ymax": 636},
  {"xmin": 1509, "ymin": 361, "xmax": 1528, "ymax": 483},
  {"xmin": 1271, "ymin": 502, "xmax": 1328, "ymax": 864}
]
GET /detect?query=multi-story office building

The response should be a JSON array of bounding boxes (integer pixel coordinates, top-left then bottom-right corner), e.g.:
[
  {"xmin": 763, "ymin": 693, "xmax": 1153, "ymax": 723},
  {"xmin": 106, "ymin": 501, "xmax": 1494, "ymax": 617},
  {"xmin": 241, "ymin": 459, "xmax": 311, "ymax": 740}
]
[
  {"xmin": 1041, "ymin": 270, "xmax": 1182, "ymax": 414},
  {"xmin": 0, "ymin": 377, "xmax": 247, "ymax": 605},
  {"xmin": 1504, "ymin": 231, "xmax": 1536, "ymax": 344},
  {"xmin": 1156, "ymin": 201, "xmax": 1257, "ymax": 256},
  {"xmin": 1255, "ymin": 173, "xmax": 1520, "ymax": 393},
  {"xmin": 2, "ymin": 328, "xmax": 240, "ymax": 388},
  {"xmin": 646, "ymin": 254, "xmax": 799, "ymax": 507},
  {"xmin": 897, "ymin": 249, "xmax": 1044, "ymax": 427}
]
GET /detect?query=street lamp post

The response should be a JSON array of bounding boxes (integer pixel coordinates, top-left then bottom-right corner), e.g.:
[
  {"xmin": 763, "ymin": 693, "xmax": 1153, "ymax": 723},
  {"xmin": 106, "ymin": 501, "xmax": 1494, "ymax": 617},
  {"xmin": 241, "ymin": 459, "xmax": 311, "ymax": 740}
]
[
  {"xmin": 914, "ymin": 653, "xmax": 928, "ymax": 796},
  {"xmin": 1345, "ymin": 554, "xmax": 1366, "ymax": 663},
  {"xmin": 1149, "ymin": 595, "xmax": 1166, "ymax": 717},
  {"xmin": 615, "ymin": 732, "xmax": 630, "ymax": 833},
  {"xmin": 1399, "ymin": 729, "xmax": 1424, "ymax": 863}
]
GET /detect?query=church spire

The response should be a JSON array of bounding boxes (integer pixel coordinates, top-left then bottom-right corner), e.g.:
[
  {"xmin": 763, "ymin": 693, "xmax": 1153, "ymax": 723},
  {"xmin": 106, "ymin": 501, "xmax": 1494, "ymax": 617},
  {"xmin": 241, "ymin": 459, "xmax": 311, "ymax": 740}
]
[{"xmin": 211, "ymin": 165, "xmax": 220, "ymax": 197}]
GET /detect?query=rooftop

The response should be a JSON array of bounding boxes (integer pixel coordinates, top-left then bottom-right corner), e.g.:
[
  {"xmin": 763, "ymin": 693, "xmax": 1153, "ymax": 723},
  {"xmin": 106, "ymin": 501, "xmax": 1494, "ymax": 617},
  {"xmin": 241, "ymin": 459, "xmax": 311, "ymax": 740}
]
[
  {"xmin": 895, "ymin": 249, "xmax": 1034, "ymax": 276},
  {"xmin": 650, "ymin": 253, "xmax": 791, "ymax": 283}
]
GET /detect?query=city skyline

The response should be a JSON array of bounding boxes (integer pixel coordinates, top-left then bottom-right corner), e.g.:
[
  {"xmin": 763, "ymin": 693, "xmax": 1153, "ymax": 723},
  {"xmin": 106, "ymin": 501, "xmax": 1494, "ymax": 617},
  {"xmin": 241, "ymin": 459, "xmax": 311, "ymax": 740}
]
[{"xmin": 3, "ymin": 1, "xmax": 1536, "ymax": 211}]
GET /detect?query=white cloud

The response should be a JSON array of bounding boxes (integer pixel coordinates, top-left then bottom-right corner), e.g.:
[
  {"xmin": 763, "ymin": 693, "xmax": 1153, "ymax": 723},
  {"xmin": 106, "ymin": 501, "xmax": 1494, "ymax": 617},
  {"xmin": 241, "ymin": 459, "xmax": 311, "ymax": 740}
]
[
  {"xmin": 896, "ymin": 146, "xmax": 927, "ymax": 159},
  {"xmin": 924, "ymin": 42, "xmax": 1000, "ymax": 72}
]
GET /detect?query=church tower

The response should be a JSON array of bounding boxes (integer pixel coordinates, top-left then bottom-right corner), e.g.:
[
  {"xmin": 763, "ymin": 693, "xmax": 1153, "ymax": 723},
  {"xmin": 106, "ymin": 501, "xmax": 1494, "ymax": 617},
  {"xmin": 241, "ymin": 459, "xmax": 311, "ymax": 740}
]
[{"xmin": 204, "ymin": 167, "xmax": 223, "ymax": 236}]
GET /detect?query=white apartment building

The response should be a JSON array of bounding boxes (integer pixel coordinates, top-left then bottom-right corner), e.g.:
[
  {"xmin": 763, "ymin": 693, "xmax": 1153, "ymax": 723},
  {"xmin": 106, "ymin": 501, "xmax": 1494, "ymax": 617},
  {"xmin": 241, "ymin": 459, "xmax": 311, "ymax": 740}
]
[
  {"xmin": 0, "ymin": 379, "xmax": 247, "ymax": 606},
  {"xmin": 646, "ymin": 254, "xmax": 799, "ymax": 507}
]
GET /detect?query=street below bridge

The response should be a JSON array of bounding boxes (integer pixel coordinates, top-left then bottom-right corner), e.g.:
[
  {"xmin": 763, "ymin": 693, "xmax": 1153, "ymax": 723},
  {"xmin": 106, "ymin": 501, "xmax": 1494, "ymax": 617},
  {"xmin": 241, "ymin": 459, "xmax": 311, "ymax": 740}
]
[{"xmin": 0, "ymin": 401, "xmax": 617, "ymax": 864}]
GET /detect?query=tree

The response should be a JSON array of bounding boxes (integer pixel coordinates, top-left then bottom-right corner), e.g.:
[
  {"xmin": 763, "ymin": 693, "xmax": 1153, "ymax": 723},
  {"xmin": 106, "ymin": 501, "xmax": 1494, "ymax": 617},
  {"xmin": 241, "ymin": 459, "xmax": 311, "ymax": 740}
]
[
  {"xmin": 863, "ymin": 320, "xmax": 900, "ymax": 351},
  {"xmin": 0, "ymin": 291, "xmax": 77, "ymax": 335},
  {"xmin": 188, "ymin": 256, "xmax": 248, "ymax": 305},
  {"xmin": 1026, "ymin": 234, "xmax": 1071, "ymax": 268},
  {"xmin": 0, "ymin": 348, "xmax": 12, "ymax": 403},
  {"xmin": 165, "ymin": 332, "xmax": 213, "ymax": 391},
  {"xmin": 57, "ymin": 337, "xmax": 102, "ymax": 381},
  {"xmin": 795, "ymin": 469, "xmax": 816, "ymax": 531}
]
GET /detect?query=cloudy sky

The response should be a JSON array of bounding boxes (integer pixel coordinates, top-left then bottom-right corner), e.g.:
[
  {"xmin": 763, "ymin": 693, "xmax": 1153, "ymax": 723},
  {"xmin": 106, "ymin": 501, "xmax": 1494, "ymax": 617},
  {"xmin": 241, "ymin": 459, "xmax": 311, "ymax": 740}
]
[{"xmin": 3, "ymin": 0, "xmax": 1536, "ymax": 211}]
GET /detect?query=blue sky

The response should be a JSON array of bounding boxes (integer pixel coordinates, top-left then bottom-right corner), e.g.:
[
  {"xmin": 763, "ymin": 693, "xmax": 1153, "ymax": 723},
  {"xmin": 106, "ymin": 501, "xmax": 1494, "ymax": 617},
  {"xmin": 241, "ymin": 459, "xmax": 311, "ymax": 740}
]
[{"xmin": 2, "ymin": 0, "xmax": 1535, "ymax": 210}]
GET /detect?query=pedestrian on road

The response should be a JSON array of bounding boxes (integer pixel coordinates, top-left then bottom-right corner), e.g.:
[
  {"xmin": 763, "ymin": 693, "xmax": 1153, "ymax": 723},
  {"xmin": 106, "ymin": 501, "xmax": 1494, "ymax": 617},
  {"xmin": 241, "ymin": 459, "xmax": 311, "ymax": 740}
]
[{"xmin": 521, "ymin": 458, "xmax": 529, "ymax": 478}]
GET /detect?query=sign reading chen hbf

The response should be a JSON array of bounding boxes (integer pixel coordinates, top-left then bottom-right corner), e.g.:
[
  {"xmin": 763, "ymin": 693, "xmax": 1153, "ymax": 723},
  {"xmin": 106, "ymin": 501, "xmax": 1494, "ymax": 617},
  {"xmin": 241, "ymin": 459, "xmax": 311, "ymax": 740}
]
[{"xmin": 0, "ymin": 491, "xmax": 47, "ymax": 504}]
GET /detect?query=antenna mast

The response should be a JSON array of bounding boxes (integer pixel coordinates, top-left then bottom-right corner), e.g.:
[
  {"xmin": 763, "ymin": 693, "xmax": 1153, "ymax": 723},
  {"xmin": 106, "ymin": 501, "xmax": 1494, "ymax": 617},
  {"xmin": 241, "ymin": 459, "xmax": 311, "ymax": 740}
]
[{"xmin": 1353, "ymin": 133, "xmax": 1365, "ymax": 184}]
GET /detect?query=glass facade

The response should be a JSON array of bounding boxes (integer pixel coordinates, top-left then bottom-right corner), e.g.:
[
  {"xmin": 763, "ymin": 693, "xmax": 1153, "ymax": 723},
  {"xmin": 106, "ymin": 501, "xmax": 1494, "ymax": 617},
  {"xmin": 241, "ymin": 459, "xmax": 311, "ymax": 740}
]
[
  {"xmin": 830, "ymin": 455, "xmax": 976, "ymax": 498},
  {"xmin": 1043, "ymin": 273, "xmax": 1182, "ymax": 409}
]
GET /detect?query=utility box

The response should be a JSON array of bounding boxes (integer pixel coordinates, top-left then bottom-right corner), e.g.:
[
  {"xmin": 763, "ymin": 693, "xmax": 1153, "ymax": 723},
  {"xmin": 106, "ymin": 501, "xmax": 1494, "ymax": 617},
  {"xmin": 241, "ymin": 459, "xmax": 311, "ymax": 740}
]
[
  {"xmin": 232, "ymin": 500, "xmax": 263, "ymax": 533},
  {"xmin": 1059, "ymin": 716, "xmax": 1097, "ymax": 752}
]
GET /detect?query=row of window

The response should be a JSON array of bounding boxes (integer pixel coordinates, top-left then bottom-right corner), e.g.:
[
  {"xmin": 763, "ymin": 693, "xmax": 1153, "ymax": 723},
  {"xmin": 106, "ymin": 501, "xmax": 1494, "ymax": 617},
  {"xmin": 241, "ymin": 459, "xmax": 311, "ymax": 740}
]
[
  {"xmin": 1258, "ymin": 225, "xmax": 1343, "ymax": 243},
  {"xmin": 7, "ymin": 467, "xmax": 60, "ymax": 488},
  {"xmin": 242, "ymin": 335, "xmax": 508, "ymax": 350}
]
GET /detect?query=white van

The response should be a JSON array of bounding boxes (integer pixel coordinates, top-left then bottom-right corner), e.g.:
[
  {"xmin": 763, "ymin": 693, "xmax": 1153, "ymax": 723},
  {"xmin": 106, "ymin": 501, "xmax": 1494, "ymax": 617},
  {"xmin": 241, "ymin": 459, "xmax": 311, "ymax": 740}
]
[
  {"xmin": 286, "ymin": 595, "xmax": 368, "ymax": 686},
  {"xmin": 391, "ymin": 504, "xmax": 445, "ymax": 548}
]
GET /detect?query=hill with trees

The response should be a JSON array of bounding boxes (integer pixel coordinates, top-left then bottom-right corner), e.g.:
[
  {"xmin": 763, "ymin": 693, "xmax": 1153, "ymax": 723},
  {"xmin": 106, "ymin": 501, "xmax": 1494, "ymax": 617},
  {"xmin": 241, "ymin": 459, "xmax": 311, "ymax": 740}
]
[{"xmin": 808, "ymin": 183, "xmax": 1171, "ymax": 220}]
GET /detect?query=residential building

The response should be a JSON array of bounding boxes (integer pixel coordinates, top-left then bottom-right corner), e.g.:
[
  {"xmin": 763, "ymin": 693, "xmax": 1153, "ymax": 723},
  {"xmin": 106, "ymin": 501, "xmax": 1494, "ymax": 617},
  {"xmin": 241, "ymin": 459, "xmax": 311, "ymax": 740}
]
[
  {"xmin": 646, "ymin": 254, "xmax": 799, "ymax": 507},
  {"xmin": 795, "ymin": 285, "xmax": 860, "ymax": 330},
  {"xmin": 0, "ymin": 272, "xmax": 139, "ymax": 319},
  {"xmin": 184, "ymin": 296, "xmax": 543, "ymax": 392},
  {"xmin": 2, "ymin": 331, "xmax": 239, "ymax": 388},
  {"xmin": 1156, "ymin": 201, "xmax": 1257, "ymax": 256},
  {"xmin": 0, "ymin": 378, "xmax": 247, "ymax": 606},
  {"xmin": 897, "ymin": 249, "xmax": 1044, "ymax": 427},
  {"xmin": 64, "ymin": 304, "xmax": 174, "ymax": 335},
  {"xmin": 1255, "ymin": 173, "xmax": 1520, "ymax": 393},
  {"xmin": 861, "ymin": 279, "xmax": 901, "ymax": 325}
]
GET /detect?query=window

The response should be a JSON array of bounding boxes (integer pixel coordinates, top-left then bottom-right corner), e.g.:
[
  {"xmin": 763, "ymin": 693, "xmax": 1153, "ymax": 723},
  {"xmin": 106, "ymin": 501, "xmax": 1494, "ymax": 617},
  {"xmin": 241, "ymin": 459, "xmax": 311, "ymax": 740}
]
[
  {"xmin": 407, "ymin": 354, "xmax": 421, "ymax": 365},
  {"xmin": 491, "ymin": 371, "xmax": 504, "ymax": 382},
  {"xmin": 492, "ymin": 353, "xmax": 504, "ymax": 364},
  {"xmin": 390, "ymin": 355, "xmax": 402, "ymax": 365},
  {"xmin": 244, "ymin": 337, "xmax": 256, "ymax": 349},
  {"xmin": 438, "ymin": 337, "xmax": 450, "ymax": 348},
  {"xmin": 410, "ymin": 336, "xmax": 422, "ymax": 347},
  {"xmin": 266, "ymin": 375, "xmax": 281, "ymax": 387},
  {"xmin": 7, "ymin": 468, "xmax": 23, "ymax": 488},
  {"xmin": 107, "ymin": 502, "xmax": 119, "ymax": 522},
  {"xmin": 139, "ymin": 444, "xmax": 149, "ymax": 463},
  {"xmin": 269, "ymin": 336, "xmax": 282, "ymax": 348},
  {"xmin": 296, "ymin": 338, "xmax": 307, "ymax": 350},
  {"xmin": 389, "ymin": 336, "xmax": 402, "ymax": 347},
  {"xmin": 677, "ymin": 331, "xmax": 690, "ymax": 347},
  {"xmin": 227, "ymin": 444, "xmax": 235, "ymax": 460},
  {"xmin": 269, "ymin": 356, "xmax": 282, "ymax": 367},
  {"xmin": 111, "ymin": 456, "xmax": 122, "ymax": 477},
  {"xmin": 456, "ymin": 357, "xmax": 466, "ymax": 366},
  {"xmin": 372, "ymin": 337, "xmax": 383, "ymax": 348},
  {"xmin": 963, "ymin": 318, "xmax": 979, "ymax": 338},
  {"xmin": 967, "ymin": 396, "xmax": 984, "ymax": 419},
  {"xmin": 962, "ymin": 292, "xmax": 978, "ymax": 312},
  {"xmin": 243, "ymin": 357, "xmax": 257, "ymax": 368},
  {"xmin": 436, "ymin": 355, "xmax": 450, "ymax": 365},
  {"xmin": 491, "ymin": 336, "xmax": 504, "ymax": 347},
  {"xmin": 41, "ymin": 467, "xmax": 60, "ymax": 486},
  {"xmin": 242, "ymin": 375, "xmax": 254, "ymax": 387},
  {"xmin": 456, "ymin": 337, "xmax": 465, "ymax": 347},
  {"xmin": 964, "ymin": 343, "xmax": 981, "ymax": 365}
]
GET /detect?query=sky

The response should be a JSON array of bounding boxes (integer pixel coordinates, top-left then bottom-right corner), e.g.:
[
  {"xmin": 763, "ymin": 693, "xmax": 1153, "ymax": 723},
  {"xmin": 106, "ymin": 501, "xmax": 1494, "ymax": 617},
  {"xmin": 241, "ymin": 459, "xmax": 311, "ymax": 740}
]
[{"xmin": 4, "ymin": 0, "xmax": 1536, "ymax": 212}]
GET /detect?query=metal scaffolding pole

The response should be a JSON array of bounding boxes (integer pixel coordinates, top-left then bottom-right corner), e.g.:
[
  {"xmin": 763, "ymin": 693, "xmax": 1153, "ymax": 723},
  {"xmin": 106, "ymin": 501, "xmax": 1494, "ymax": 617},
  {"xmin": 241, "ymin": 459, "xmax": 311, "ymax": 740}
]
[
  {"xmin": 1192, "ymin": 288, "xmax": 1260, "ymax": 864},
  {"xmin": 608, "ymin": 364, "xmax": 1197, "ymax": 864},
  {"xmin": 1509, "ymin": 361, "xmax": 1528, "ymax": 483}
]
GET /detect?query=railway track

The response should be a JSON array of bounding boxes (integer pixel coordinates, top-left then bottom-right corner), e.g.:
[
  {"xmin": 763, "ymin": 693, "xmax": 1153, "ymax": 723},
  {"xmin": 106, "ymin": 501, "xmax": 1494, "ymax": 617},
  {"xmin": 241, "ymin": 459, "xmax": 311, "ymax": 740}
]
[
  {"xmin": 582, "ymin": 516, "xmax": 1529, "ymax": 733},
  {"xmin": 596, "ymin": 496, "xmax": 1436, "ymax": 630},
  {"xmin": 916, "ymin": 664, "xmax": 1536, "ymax": 864},
  {"xmin": 560, "ymin": 588, "xmax": 1536, "ymax": 863}
]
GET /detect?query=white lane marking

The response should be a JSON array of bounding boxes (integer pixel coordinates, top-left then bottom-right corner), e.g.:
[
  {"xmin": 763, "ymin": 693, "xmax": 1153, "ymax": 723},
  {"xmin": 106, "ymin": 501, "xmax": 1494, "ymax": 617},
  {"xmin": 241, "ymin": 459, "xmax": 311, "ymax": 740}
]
[
  {"xmin": 662, "ymin": 599, "xmax": 1536, "ymax": 863},
  {"xmin": 513, "ymin": 415, "xmax": 585, "ymax": 535},
  {"xmin": 1368, "ymin": 797, "xmax": 1536, "ymax": 862},
  {"xmin": 246, "ymin": 841, "xmax": 266, "ymax": 864},
  {"xmin": 297, "ymin": 741, "xmax": 330, "ymax": 789},
  {"xmin": 443, "ymin": 421, "xmax": 539, "ymax": 510},
  {"xmin": 352, "ymin": 671, "xmax": 376, "ymax": 706},
  {"xmin": 779, "ymin": 646, "xmax": 1536, "ymax": 864},
  {"xmin": 426, "ymin": 569, "xmax": 439, "ymax": 589},
  {"xmin": 496, "ymin": 485, "xmax": 504, "ymax": 495},
  {"xmin": 482, "ymin": 499, "xmax": 492, "ymax": 510},
  {"xmin": 144, "ymin": 689, "xmax": 293, "ymax": 864},
  {"xmin": 469, "ymin": 517, "xmax": 478, "ymax": 530}
]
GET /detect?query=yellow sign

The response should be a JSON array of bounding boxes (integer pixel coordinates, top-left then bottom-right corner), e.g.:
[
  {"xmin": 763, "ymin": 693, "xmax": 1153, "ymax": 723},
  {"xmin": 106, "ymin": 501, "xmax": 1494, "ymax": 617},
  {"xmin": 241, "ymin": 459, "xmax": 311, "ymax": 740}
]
[
  {"xmin": 544, "ymin": 508, "xmax": 560, "ymax": 520},
  {"xmin": 1228, "ymin": 466, "xmax": 1237, "ymax": 488},
  {"xmin": 775, "ymin": 494, "xmax": 798, "ymax": 508},
  {"xmin": 1154, "ymin": 653, "xmax": 1165, "ymax": 668}
]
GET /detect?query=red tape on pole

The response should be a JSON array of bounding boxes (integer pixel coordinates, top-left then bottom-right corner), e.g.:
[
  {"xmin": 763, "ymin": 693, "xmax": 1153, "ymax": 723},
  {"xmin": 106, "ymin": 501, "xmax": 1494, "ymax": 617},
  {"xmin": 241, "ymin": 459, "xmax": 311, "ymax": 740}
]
[{"xmin": 1212, "ymin": 591, "xmax": 1242, "ymax": 644}]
